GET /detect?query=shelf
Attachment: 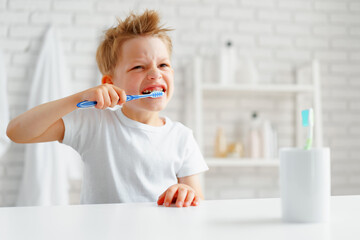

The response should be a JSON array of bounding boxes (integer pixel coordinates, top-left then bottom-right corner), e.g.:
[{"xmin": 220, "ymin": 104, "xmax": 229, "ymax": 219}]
[
  {"xmin": 202, "ymin": 84, "xmax": 314, "ymax": 93},
  {"xmin": 193, "ymin": 58, "xmax": 323, "ymax": 170},
  {"xmin": 205, "ymin": 158, "xmax": 279, "ymax": 167}
]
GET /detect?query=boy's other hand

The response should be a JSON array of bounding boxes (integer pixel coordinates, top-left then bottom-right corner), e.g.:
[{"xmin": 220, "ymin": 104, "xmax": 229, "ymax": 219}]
[
  {"xmin": 81, "ymin": 84, "xmax": 127, "ymax": 109},
  {"xmin": 157, "ymin": 184, "xmax": 200, "ymax": 208}
]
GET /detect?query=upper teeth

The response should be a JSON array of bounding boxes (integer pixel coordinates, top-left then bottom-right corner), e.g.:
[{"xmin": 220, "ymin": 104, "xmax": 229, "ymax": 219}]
[{"xmin": 142, "ymin": 89, "xmax": 164, "ymax": 94}]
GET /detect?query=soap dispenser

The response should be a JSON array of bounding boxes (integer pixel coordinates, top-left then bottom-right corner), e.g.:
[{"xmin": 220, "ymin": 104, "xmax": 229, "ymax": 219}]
[
  {"xmin": 219, "ymin": 40, "xmax": 236, "ymax": 85},
  {"xmin": 248, "ymin": 112, "xmax": 262, "ymax": 159}
]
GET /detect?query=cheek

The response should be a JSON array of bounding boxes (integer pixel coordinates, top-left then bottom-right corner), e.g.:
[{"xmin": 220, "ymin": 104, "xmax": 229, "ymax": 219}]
[
  {"xmin": 167, "ymin": 76, "xmax": 174, "ymax": 95},
  {"xmin": 166, "ymin": 85, "xmax": 174, "ymax": 101},
  {"xmin": 112, "ymin": 76, "xmax": 126, "ymax": 89},
  {"xmin": 118, "ymin": 77, "xmax": 141, "ymax": 93}
]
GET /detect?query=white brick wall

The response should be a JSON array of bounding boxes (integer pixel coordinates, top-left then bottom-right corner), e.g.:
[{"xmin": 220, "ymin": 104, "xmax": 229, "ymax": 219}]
[{"xmin": 1, "ymin": 0, "xmax": 360, "ymax": 206}]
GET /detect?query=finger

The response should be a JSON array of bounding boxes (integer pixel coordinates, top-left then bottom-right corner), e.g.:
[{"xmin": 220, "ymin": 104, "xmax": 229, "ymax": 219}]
[
  {"xmin": 94, "ymin": 89, "xmax": 104, "ymax": 109},
  {"xmin": 175, "ymin": 187, "xmax": 188, "ymax": 208},
  {"xmin": 101, "ymin": 88, "xmax": 111, "ymax": 109},
  {"xmin": 119, "ymin": 90, "xmax": 127, "ymax": 105},
  {"xmin": 113, "ymin": 86, "xmax": 127, "ymax": 105},
  {"xmin": 191, "ymin": 195, "xmax": 201, "ymax": 206},
  {"xmin": 108, "ymin": 87, "xmax": 120, "ymax": 108},
  {"xmin": 164, "ymin": 186, "xmax": 178, "ymax": 207},
  {"xmin": 157, "ymin": 191, "xmax": 166, "ymax": 205},
  {"xmin": 172, "ymin": 191, "xmax": 178, "ymax": 203},
  {"xmin": 184, "ymin": 190, "xmax": 195, "ymax": 207}
]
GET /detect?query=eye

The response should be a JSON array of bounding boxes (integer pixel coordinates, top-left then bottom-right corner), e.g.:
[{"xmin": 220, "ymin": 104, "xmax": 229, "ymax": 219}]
[
  {"xmin": 159, "ymin": 63, "xmax": 169, "ymax": 68},
  {"xmin": 131, "ymin": 66, "xmax": 143, "ymax": 70}
]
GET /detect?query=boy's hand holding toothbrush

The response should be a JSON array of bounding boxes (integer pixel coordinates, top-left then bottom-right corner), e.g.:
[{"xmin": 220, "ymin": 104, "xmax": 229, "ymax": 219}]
[
  {"xmin": 78, "ymin": 84, "xmax": 127, "ymax": 109},
  {"xmin": 77, "ymin": 84, "xmax": 164, "ymax": 109}
]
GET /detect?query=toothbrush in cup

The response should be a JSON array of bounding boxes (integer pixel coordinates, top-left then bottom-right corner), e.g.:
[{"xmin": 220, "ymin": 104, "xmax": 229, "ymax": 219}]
[
  {"xmin": 301, "ymin": 108, "xmax": 314, "ymax": 150},
  {"xmin": 76, "ymin": 91, "xmax": 164, "ymax": 108}
]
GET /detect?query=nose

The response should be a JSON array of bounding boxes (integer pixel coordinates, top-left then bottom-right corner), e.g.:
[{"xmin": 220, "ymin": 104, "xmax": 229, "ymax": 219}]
[{"xmin": 147, "ymin": 66, "xmax": 162, "ymax": 80}]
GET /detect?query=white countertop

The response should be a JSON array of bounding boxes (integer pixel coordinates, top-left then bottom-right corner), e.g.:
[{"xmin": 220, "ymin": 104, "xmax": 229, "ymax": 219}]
[{"xmin": 1, "ymin": 196, "xmax": 359, "ymax": 240}]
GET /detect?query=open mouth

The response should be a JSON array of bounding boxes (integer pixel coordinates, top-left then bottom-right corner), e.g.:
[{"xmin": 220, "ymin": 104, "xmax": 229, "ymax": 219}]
[{"xmin": 141, "ymin": 87, "xmax": 166, "ymax": 95}]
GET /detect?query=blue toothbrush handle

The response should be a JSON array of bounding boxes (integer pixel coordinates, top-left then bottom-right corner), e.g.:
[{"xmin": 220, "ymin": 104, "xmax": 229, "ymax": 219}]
[
  {"xmin": 126, "ymin": 95, "xmax": 138, "ymax": 101},
  {"xmin": 77, "ymin": 95, "xmax": 141, "ymax": 108},
  {"xmin": 77, "ymin": 101, "xmax": 97, "ymax": 108}
]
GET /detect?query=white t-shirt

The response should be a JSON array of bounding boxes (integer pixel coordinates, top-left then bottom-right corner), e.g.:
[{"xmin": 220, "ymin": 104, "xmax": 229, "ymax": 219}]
[{"xmin": 62, "ymin": 108, "xmax": 208, "ymax": 204}]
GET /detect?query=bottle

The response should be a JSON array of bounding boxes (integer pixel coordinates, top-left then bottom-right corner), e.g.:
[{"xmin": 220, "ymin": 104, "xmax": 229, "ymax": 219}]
[
  {"xmin": 219, "ymin": 40, "xmax": 236, "ymax": 85},
  {"xmin": 261, "ymin": 120, "xmax": 273, "ymax": 159},
  {"xmin": 214, "ymin": 127, "xmax": 228, "ymax": 158},
  {"xmin": 227, "ymin": 142, "xmax": 244, "ymax": 158},
  {"xmin": 248, "ymin": 112, "xmax": 261, "ymax": 159},
  {"xmin": 271, "ymin": 126, "xmax": 278, "ymax": 158}
]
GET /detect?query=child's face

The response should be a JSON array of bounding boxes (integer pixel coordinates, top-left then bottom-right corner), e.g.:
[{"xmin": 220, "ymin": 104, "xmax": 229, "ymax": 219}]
[{"xmin": 112, "ymin": 36, "xmax": 174, "ymax": 113}]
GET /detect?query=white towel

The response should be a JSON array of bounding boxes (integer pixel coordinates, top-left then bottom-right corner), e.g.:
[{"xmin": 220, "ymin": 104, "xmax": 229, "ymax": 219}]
[
  {"xmin": 16, "ymin": 26, "xmax": 82, "ymax": 206},
  {"xmin": 0, "ymin": 49, "xmax": 11, "ymax": 158}
]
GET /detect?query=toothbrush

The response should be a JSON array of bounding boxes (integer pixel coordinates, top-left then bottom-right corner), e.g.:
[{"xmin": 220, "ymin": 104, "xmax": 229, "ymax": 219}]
[
  {"xmin": 76, "ymin": 91, "xmax": 164, "ymax": 108},
  {"xmin": 301, "ymin": 108, "xmax": 314, "ymax": 150}
]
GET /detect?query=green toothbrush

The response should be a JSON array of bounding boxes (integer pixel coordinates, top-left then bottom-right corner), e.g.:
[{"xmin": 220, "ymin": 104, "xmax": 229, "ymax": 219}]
[{"xmin": 301, "ymin": 108, "xmax": 314, "ymax": 150}]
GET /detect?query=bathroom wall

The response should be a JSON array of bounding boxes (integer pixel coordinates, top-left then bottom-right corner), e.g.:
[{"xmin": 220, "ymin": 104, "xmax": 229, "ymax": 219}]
[{"xmin": 1, "ymin": 0, "xmax": 359, "ymax": 206}]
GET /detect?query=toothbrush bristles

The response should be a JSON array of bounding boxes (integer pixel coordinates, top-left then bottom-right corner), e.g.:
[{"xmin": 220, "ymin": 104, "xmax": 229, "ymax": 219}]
[{"xmin": 150, "ymin": 91, "xmax": 164, "ymax": 98}]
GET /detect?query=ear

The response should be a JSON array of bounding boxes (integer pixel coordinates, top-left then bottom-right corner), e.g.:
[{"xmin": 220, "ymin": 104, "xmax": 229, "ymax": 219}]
[{"xmin": 101, "ymin": 75, "xmax": 113, "ymax": 84}]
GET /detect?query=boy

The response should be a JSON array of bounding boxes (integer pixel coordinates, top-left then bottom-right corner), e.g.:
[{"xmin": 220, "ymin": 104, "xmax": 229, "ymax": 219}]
[{"xmin": 7, "ymin": 10, "xmax": 208, "ymax": 208}]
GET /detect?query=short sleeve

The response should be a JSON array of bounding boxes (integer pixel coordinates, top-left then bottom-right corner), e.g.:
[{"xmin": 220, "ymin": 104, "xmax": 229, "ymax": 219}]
[
  {"xmin": 176, "ymin": 130, "xmax": 209, "ymax": 178},
  {"xmin": 62, "ymin": 109, "xmax": 100, "ymax": 155}
]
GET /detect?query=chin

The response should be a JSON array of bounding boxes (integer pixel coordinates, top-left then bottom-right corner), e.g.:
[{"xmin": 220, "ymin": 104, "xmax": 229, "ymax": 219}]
[
  {"xmin": 145, "ymin": 102, "xmax": 167, "ymax": 112},
  {"xmin": 132, "ymin": 98, "xmax": 167, "ymax": 112}
]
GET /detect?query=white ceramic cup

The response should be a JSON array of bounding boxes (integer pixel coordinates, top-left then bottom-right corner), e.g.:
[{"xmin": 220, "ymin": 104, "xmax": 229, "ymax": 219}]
[{"xmin": 279, "ymin": 148, "xmax": 331, "ymax": 223}]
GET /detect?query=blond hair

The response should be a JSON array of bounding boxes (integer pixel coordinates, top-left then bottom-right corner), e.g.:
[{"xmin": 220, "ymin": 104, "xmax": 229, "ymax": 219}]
[{"xmin": 96, "ymin": 9, "xmax": 173, "ymax": 76}]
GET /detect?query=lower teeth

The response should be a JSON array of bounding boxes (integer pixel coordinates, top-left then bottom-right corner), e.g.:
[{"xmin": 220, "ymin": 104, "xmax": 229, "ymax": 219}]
[{"xmin": 142, "ymin": 90, "xmax": 163, "ymax": 94}]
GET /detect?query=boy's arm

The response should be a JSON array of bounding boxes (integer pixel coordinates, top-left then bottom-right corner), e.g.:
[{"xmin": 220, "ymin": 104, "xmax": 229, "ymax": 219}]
[
  {"xmin": 178, "ymin": 174, "xmax": 204, "ymax": 199},
  {"xmin": 6, "ymin": 84, "xmax": 126, "ymax": 144},
  {"xmin": 7, "ymin": 95, "xmax": 82, "ymax": 143}
]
